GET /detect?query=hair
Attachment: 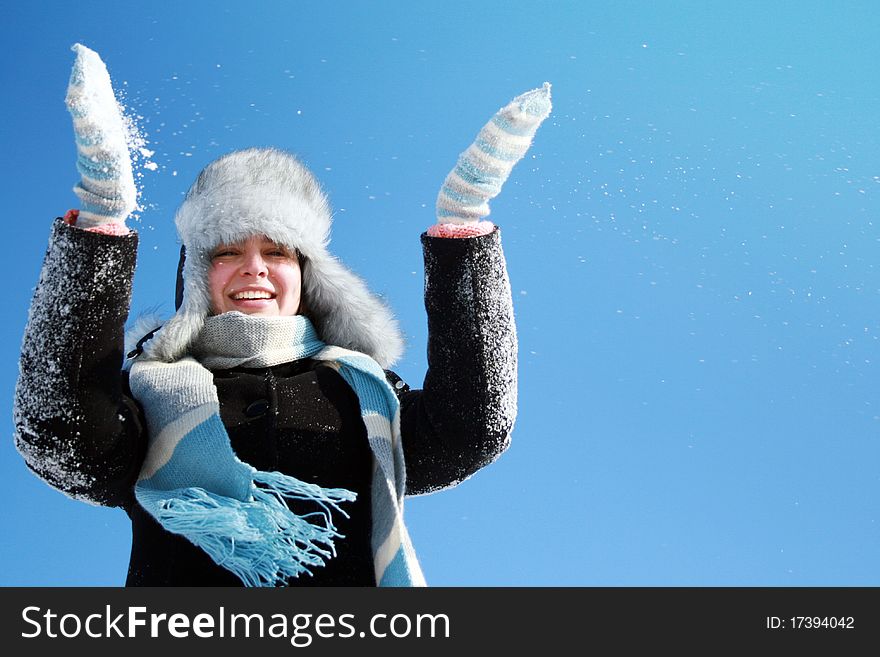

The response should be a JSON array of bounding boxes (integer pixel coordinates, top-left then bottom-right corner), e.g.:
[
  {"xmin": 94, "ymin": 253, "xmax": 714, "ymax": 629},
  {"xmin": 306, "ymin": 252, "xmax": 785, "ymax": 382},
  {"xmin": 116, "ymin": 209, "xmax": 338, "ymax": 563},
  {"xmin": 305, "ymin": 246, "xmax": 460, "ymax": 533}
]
[{"xmin": 295, "ymin": 249, "xmax": 310, "ymax": 318}]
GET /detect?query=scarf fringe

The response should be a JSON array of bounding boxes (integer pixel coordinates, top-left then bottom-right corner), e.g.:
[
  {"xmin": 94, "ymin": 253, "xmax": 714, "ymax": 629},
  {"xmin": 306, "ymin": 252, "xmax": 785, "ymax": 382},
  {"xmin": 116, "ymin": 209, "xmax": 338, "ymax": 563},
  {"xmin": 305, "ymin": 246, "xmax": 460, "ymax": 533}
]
[{"xmin": 139, "ymin": 470, "xmax": 357, "ymax": 587}]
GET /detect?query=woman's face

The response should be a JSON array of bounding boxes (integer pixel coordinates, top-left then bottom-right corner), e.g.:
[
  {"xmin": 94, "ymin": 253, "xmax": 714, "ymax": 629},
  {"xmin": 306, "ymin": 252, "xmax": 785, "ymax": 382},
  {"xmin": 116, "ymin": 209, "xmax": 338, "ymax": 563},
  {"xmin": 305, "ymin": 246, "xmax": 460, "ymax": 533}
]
[{"xmin": 208, "ymin": 235, "xmax": 302, "ymax": 317}]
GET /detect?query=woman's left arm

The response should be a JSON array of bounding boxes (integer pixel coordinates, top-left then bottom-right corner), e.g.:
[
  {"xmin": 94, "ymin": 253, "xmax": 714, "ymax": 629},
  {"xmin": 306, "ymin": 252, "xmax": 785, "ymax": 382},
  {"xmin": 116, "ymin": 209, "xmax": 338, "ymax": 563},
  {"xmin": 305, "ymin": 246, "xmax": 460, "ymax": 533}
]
[
  {"xmin": 396, "ymin": 226, "xmax": 517, "ymax": 495},
  {"xmin": 397, "ymin": 84, "xmax": 551, "ymax": 495}
]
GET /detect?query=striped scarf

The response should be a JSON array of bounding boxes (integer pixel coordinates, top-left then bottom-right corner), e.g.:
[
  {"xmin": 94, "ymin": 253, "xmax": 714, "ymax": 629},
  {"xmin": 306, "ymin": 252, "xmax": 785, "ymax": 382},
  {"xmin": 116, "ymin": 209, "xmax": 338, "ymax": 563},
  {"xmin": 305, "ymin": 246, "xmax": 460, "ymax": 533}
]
[{"xmin": 129, "ymin": 312, "xmax": 425, "ymax": 587}]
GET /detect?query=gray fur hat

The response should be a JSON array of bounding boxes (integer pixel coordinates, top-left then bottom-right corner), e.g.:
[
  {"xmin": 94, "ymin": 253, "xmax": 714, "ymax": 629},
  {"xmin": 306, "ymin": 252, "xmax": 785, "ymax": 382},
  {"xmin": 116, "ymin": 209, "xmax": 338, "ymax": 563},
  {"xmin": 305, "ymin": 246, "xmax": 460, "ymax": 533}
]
[{"xmin": 140, "ymin": 147, "xmax": 404, "ymax": 367}]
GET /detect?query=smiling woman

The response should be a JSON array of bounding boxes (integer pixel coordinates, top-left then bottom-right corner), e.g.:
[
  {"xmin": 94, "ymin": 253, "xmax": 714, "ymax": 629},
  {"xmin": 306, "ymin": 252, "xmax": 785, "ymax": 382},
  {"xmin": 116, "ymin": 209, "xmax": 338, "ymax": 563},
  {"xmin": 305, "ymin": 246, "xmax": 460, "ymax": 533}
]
[
  {"xmin": 207, "ymin": 236, "xmax": 303, "ymax": 317},
  {"xmin": 12, "ymin": 43, "xmax": 551, "ymax": 587}
]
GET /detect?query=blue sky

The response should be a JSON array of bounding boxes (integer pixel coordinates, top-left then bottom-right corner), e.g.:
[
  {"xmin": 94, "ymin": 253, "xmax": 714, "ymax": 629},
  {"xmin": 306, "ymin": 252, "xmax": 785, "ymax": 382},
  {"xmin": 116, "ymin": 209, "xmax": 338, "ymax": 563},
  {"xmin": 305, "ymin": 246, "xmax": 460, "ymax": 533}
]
[{"xmin": 1, "ymin": 1, "xmax": 878, "ymax": 585}]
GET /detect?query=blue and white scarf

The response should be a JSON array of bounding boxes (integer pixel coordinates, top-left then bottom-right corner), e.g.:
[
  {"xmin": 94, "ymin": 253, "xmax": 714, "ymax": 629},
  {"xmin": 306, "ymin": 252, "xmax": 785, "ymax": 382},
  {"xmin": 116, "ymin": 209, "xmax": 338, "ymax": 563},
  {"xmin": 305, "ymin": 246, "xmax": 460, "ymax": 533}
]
[{"xmin": 128, "ymin": 312, "xmax": 425, "ymax": 587}]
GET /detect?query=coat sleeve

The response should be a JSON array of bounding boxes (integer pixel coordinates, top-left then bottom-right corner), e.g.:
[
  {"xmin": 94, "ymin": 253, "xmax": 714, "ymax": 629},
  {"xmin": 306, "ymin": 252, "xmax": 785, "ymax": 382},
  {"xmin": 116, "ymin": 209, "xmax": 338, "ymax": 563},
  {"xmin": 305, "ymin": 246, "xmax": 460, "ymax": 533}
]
[
  {"xmin": 397, "ymin": 227, "xmax": 517, "ymax": 495},
  {"xmin": 13, "ymin": 218, "xmax": 146, "ymax": 507}
]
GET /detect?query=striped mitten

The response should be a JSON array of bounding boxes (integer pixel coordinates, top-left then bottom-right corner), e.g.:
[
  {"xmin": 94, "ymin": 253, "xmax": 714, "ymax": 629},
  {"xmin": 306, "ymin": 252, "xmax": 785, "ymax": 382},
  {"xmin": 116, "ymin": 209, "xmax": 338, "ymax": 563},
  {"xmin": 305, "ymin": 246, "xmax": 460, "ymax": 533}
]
[
  {"xmin": 65, "ymin": 43, "xmax": 136, "ymax": 230},
  {"xmin": 430, "ymin": 82, "xmax": 552, "ymax": 238}
]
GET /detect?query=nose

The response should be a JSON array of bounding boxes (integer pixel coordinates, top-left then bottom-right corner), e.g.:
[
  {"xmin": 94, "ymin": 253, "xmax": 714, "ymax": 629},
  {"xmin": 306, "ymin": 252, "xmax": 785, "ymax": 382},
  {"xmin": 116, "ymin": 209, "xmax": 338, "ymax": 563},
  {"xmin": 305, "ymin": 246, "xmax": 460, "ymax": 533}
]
[{"xmin": 241, "ymin": 251, "xmax": 269, "ymax": 277}]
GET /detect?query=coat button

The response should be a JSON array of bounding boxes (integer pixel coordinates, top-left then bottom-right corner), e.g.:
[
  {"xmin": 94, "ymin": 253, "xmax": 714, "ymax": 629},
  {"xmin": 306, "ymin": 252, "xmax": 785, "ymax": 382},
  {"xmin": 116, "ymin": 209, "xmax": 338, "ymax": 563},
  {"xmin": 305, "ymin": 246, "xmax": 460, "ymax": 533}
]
[{"xmin": 245, "ymin": 399, "xmax": 270, "ymax": 417}]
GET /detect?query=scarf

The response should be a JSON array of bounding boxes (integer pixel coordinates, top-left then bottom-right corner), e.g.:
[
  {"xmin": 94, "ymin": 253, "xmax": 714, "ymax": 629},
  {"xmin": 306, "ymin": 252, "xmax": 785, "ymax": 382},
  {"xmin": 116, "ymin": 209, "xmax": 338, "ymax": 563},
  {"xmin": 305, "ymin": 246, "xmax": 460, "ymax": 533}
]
[{"xmin": 128, "ymin": 312, "xmax": 425, "ymax": 587}]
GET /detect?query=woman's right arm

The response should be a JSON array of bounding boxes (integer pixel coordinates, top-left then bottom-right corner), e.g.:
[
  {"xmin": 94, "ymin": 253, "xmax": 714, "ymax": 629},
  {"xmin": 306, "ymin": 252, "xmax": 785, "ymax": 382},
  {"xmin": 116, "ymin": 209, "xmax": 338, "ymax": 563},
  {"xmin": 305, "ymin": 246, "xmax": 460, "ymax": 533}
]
[
  {"xmin": 13, "ymin": 218, "xmax": 145, "ymax": 507},
  {"xmin": 14, "ymin": 44, "xmax": 145, "ymax": 507}
]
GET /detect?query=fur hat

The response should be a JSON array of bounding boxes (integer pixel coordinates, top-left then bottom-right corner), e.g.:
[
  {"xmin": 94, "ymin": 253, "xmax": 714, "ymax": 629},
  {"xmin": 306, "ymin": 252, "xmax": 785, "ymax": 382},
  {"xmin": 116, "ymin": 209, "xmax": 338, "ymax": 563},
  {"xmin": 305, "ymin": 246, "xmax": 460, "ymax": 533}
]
[{"xmin": 140, "ymin": 147, "xmax": 404, "ymax": 367}]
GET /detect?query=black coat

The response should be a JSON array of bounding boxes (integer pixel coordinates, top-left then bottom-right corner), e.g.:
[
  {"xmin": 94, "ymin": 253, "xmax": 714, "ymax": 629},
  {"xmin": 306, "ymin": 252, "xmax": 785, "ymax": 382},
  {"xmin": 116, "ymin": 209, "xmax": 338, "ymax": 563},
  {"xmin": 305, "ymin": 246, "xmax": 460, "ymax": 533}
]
[{"xmin": 14, "ymin": 219, "xmax": 518, "ymax": 586}]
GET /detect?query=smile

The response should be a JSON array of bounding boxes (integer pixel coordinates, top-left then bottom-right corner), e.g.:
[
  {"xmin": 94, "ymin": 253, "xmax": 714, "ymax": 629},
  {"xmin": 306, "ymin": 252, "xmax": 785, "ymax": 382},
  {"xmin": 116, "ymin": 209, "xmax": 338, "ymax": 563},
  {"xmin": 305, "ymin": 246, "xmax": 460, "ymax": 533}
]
[{"xmin": 231, "ymin": 290, "xmax": 275, "ymax": 300}]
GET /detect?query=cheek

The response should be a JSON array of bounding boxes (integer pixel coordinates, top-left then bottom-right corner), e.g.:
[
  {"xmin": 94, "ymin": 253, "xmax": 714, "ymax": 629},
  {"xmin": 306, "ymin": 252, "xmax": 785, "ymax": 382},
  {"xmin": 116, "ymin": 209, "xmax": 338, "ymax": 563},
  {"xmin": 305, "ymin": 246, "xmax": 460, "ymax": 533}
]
[
  {"xmin": 274, "ymin": 264, "xmax": 302, "ymax": 311},
  {"xmin": 277, "ymin": 264, "xmax": 302, "ymax": 292}
]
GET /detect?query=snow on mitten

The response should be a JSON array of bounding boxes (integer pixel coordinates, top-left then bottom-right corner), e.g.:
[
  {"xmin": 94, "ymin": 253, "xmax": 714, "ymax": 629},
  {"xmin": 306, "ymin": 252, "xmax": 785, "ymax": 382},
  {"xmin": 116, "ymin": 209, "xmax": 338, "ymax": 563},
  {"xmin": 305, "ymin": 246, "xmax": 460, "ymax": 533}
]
[
  {"xmin": 429, "ymin": 82, "xmax": 552, "ymax": 238},
  {"xmin": 65, "ymin": 43, "xmax": 136, "ymax": 230}
]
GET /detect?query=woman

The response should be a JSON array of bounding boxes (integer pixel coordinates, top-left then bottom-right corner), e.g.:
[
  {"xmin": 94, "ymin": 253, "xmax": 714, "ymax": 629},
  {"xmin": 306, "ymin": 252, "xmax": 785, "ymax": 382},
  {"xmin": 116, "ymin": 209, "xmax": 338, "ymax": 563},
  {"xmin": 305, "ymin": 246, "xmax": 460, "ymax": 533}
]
[{"xmin": 14, "ymin": 44, "xmax": 551, "ymax": 586}]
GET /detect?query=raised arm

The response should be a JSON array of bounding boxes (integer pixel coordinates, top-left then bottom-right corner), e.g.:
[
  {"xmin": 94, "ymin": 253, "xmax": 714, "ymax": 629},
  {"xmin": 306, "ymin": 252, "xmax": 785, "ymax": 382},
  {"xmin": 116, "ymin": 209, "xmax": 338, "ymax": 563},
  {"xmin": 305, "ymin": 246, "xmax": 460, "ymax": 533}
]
[
  {"xmin": 13, "ymin": 44, "xmax": 144, "ymax": 506},
  {"xmin": 399, "ymin": 84, "xmax": 552, "ymax": 494}
]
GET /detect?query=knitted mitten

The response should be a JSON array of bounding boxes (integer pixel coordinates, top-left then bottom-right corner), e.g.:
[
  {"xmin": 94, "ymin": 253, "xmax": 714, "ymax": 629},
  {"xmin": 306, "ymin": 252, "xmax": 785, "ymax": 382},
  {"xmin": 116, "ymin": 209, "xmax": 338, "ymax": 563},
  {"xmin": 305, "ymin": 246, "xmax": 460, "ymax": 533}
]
[
  {"xmin": 65, "ymin": 43, "xmax": 136, "ymax": 230},
  {"xmin": 429, "ymin": 82, "xmax": 552, "ymax": 238}
]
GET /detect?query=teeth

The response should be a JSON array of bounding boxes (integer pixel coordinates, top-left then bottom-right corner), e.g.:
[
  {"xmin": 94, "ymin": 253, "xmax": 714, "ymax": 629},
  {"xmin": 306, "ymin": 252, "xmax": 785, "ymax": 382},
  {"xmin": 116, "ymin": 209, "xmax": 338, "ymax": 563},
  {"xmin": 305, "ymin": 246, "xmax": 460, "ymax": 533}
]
[{"xmin": 233, "ymin": 290, "xmax": 273, "ymax": 300}]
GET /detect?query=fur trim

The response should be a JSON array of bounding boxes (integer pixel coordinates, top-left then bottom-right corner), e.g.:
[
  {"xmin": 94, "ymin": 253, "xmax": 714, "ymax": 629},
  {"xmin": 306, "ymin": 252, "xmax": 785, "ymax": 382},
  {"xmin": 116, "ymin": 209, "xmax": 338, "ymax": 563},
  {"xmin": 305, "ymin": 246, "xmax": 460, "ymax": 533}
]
[
  {"xmin": 175, "ymin": 148, "xmax": 331, "ymax": 259},
  {"xmin": 140, "ymin": 148, "xmax": 404, "ymax": 367}
]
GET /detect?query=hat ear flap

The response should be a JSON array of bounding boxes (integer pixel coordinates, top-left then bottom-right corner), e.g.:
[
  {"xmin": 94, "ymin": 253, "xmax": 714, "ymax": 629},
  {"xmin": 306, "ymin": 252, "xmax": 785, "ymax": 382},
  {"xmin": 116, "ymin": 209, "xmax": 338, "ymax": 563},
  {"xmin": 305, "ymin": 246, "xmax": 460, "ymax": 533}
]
[
  {"xmin": 304, "ymin": 254, "xmax": 403, "ymax": 369},
  {"xmin": 141, "ymin": 246, "xmax": 211, "ymax": 362}
]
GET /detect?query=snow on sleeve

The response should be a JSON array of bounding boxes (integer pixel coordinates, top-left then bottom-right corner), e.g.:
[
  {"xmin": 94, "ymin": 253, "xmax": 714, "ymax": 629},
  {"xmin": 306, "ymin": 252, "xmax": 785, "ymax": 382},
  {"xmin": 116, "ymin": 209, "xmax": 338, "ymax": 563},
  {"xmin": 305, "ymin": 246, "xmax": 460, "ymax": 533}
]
[
  {"xmin": 408, "ymin": 228, "xmax": 517, "ymax": 494},
  {"xmin": 455, "ymin": 231, "xmax": 518, "ymax": 446},
  {"xmin": 13, "ymin": 222, "xmax": 137, "ymax": 503}
]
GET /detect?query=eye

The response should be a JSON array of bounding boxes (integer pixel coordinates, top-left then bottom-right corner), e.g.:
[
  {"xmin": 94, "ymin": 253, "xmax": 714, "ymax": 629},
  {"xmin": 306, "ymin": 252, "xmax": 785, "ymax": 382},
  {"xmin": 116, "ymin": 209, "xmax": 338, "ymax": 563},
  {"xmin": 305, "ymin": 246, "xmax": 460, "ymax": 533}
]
[
  {"xmin": 211, "ymin": 248, "xmax": 239, "ymax": 259},
  {"xmin": 265, "ymin": 247, "xmax": 293, "ymax": 258}
]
